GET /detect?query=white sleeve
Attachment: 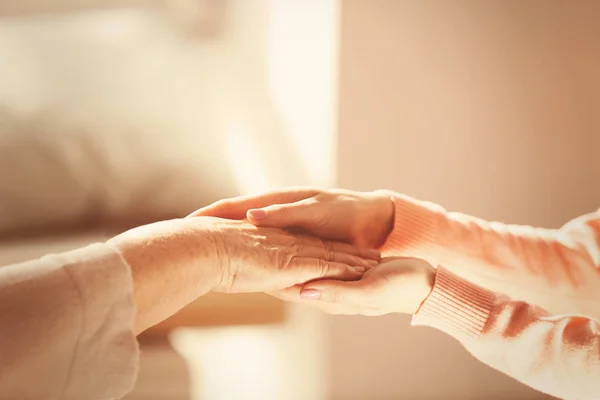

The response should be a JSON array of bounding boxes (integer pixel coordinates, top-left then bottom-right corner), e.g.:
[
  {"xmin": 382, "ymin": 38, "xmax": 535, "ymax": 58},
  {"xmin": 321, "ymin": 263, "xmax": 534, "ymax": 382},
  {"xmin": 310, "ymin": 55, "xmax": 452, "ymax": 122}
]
[{"xmin": 0, "ymin": 243, "xmax": 139, "ymax": 400}]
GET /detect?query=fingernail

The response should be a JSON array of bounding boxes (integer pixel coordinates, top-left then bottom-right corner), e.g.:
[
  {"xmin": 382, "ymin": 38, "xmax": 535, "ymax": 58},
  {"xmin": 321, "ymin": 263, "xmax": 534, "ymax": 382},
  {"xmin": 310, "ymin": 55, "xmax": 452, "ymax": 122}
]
[
  {"xmin": 367, "ymin": 260, "xmax": 379, "ymax": 267},
  {"xmin": 300, "ymin": 289, "xmax": 321, "ymax": 299},
  {"xmin": 247, "ymin": 209, "xmax": 267, "ymax": 220},
  {"xmin": 353, "ymin": 266, "xmax": 366, "ymax": 273}
]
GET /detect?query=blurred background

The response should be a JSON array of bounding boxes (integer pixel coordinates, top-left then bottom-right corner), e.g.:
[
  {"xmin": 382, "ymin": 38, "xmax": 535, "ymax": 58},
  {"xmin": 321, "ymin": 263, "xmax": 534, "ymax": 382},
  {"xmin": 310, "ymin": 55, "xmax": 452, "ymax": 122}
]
[{"xmin": 1, "ymin": 0, "xmax": 599, "ymax": 399}]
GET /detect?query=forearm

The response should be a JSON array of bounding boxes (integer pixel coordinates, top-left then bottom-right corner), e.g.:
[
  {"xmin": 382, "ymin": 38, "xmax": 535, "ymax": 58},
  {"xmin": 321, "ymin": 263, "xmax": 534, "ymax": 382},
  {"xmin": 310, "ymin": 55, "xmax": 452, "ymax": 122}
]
[
  {"xmin": 378, "ymin": 191, "xmax": 600, "ymax": 305},
  {"xmin": 108, "ymin": 218, "xmax": 221, "ymax": 335},
  {"xmin": 379, "ymin": 191, "xmax": 557, "ymax": 268}
]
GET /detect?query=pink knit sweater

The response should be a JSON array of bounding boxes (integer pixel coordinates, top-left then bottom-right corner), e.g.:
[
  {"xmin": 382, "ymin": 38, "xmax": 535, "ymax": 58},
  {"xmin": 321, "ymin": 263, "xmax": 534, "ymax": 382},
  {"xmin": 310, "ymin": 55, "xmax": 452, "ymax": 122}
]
[{"xmin": 380, "ymin": 193, "xmax": 600, "ymax": 400}]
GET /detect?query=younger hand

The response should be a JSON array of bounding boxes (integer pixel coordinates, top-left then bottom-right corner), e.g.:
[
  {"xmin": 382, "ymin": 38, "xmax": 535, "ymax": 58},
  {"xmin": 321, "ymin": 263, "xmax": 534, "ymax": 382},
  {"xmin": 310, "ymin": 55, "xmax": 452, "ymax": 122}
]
[
  {"xmin": 189, "ymin": 187, "xmax": 395, "ymax": 249},
  {"xmin": 271, "ymin": 257, "xmax": 435, "ymax": 316}
]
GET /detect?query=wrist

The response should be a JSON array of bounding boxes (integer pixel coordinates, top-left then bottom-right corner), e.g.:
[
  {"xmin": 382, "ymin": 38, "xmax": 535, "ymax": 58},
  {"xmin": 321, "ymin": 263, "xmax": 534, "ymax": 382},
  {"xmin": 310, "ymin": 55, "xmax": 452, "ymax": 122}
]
[
  {"xmin": 108, "ymin": 219, "xmax": 222, "ymax": 334},
  {"xmin": 392, "ymin": 258, "xmax": 435, "ymax": 315},
  {"xmin": 205, "ymin": 227, "xmax": 230, "ymax": 292},
  {"xmin": 370, "ymin": 191, "xmax": 396, "ymax": 247},
  {"xmin": 414, "ymin": 263, "xmax": 436, "ymax": 314}
]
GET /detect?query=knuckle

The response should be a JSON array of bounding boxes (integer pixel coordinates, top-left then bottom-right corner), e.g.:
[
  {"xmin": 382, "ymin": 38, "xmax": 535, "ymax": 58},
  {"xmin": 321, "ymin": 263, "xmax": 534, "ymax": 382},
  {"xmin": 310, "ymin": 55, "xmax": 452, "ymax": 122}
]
[
  {"xmin": 218, "ymin": 198, "xmax": 233, "ymax": 209},
  {"xmin": 317, "ymin": 258, "xmax": 330, "ymax": 275},
  {"xmin": 286, "ymin": 236, "xmax": 301, "ymax": 251},
  {"xmin": 348, "ymin": 254, "xmax": 361, "ymax": 265},
  {"xmin": 291, "ymin": 242, "xmax": 304, "ymax": 258},
  {"xmin": 285, "ymin": 235, "xmax": 299, "ymax": 247},
  {"xmin": 322, "ymin": 241, "xmax": 334, "ymax": 262},
  {"xmin": 281, "ymin": 251, "xmax": 295, "ymax": 271},
  {"xmin": 330, "ymin": 289, "xmax": 342, "ymax": 304}
]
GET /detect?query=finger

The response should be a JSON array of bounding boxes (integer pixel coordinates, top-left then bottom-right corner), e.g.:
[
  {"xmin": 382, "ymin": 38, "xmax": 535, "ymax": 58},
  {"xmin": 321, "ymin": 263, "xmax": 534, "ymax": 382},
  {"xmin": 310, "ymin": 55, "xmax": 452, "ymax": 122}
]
[
  {"xmin": 187, "ymin": 187, "xmax": 319, "ymax": 219},
  {"xmin": 298, "ymin": 236, "xmax": 381, "ymax": 261},
  {"xmin": 269, "ymin": 287, "xmax": 363, "ymax": 315},
  {"xmin": 327, "ymin": 241, "xmax": 381, "ymax": 261},
  {"xmin": 297, "ymin": 245, "xmax": 378, "ymax": 269},
  {"xmin": 288, "ymin": 258, "xmax": 364, "ymax": 284},
  {"xmin": 246, "ymin": 199, "xmax": 315, "ymax": 229},
  {"xmin": 269, "ymin": 285, "xmax": 302, "ymax": 299},
  {"xmin": 299, "ymin": 279, "xmax": 368, "ymax": 305},
  {"xmin": 267, "ymin": 285, "xmax": 303, "ymax": 303}
]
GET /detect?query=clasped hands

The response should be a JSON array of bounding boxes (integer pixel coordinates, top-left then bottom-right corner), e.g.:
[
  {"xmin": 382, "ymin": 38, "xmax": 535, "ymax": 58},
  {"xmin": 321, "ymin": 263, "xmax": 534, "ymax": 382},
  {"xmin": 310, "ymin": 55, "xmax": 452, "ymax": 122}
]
[
  {"xmin": 110, "ymin": 188, "xmax": 436, "ymax": 333},
  {"xmin": 191, "ymin": 188, "xmax": 436, "ymax": 317}
]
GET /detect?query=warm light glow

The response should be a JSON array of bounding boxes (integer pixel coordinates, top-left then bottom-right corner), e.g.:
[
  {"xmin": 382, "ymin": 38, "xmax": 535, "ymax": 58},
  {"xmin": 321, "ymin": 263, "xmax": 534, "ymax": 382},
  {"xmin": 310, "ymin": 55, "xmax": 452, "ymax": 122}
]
[
  {"xmin": 224, "ymin": 121, "xmax": 274, "ymax": 195},
  {"xmin": 170, "ymin": 327, "xmax": 285, "ymax": 400},
  {"xmin": 71, "ymin": 9, "xmax": 150, "ymax": 43},
  {"xmin": 266, "ymin": 0, "xmax": 339, "ymax": 188},
  {"xmin": 173, "ymin": 2, "xmax": 339, "ymax": 400}
]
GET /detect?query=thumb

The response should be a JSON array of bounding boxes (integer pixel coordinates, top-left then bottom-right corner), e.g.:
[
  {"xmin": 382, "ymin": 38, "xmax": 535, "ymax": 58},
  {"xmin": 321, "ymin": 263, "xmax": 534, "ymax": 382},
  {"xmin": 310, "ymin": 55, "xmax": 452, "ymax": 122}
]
[
  {"xmin": 187, "ymin": 188, "xmax": 318, "ymax": 219},
  {"xmin": 246, "ymin": 199, "xmax": 316, "ymax": 229},
  {"xmin": 299, "ymin": 279, "xmax": 368, "ymax": 304}
]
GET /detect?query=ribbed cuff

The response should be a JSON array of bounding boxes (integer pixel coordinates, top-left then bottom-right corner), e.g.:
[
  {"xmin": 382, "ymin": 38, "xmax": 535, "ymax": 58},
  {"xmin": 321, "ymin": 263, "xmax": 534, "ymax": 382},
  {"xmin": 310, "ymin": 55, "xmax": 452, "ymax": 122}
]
[
  {"xmin": 412, "ymin": 266, "xmax": 495, "ymax": 341},
  {"xmin": 376, "ymin": 191, "xmax": 444, "ymax": 265}
]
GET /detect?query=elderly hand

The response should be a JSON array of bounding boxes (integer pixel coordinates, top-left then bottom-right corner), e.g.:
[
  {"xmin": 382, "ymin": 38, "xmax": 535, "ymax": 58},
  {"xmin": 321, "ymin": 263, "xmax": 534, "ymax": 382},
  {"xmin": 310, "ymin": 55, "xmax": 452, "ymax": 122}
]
[
  {"xmin": 108, "ymin": 216, "xmax": 379, "ymax": 333},
  {"xmin": 204, "ymin": 218, "xmax": 380, "ymax": 293},
  {"xmin": 188, "ymin": 187, "xmax": 395, "ymax": 249},
  {"xmin": 270, "ymin": 257, "xmax": 435, "ymax": 316}
]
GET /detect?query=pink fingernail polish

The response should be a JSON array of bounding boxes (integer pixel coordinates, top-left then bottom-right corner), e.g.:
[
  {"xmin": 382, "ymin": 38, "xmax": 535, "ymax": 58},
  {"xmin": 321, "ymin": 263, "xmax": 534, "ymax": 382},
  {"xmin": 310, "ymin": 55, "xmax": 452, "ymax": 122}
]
[
  {"xmin": 247, "ymin": 209, "xmax": 267, "ymax": 220},
  {"xmin": 300, "ymin": 289, "xmax": 321, "ymax": 299}
]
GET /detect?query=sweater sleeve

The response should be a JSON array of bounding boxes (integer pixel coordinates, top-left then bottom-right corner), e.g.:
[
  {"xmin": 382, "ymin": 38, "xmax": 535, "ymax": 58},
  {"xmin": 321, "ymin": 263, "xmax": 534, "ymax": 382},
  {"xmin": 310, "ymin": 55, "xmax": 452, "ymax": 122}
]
[
  {"xmin": 377, "ymin": 191, "xmax": 600, "ymax": 312},
  {"xmin": 0, "ymin": 243, "xmax": 139, "ymax": 400},
  {"xmin": 412, "ymin": 267, "xmax": 600, "ymax": 400}
]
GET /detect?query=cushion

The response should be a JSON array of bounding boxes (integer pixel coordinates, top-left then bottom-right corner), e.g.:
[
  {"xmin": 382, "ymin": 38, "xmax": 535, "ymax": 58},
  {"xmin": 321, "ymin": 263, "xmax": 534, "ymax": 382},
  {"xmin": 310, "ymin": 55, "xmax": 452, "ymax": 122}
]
[{"xmin": 0, "ymin": 9, "xmax": 239, "ymax": 235}]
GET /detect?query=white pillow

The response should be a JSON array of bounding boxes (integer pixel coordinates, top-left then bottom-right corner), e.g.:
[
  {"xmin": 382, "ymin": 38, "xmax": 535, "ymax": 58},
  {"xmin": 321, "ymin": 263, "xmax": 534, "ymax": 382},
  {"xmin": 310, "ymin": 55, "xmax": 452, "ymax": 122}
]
[
  {"xmin": 0, "ymin": 10, "xmax": 239, "ymax": 234},
  {"xmin": 0, "ymin": 7, "xmax": 313, "ymax": 235},
  {"xmin": 0, "ymin": 108, "xmax": 238, "ymax": 234}
]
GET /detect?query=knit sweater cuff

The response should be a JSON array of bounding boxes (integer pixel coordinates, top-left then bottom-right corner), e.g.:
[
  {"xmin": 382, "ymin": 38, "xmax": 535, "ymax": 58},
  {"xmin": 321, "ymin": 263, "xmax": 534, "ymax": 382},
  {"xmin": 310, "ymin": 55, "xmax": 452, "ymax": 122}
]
[
  {"xmin": 412, "ymin": 266, "xmax": 495, "ymax": 341},
  {"xmin": 376, "ymin": 191, "xmax": 444, "ymax": 264}
]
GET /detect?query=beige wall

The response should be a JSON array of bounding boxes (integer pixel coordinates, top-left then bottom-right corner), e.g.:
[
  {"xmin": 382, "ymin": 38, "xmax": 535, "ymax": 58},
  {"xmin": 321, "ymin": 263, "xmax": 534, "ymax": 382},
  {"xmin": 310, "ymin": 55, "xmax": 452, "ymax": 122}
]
[{"xmin": 332, "ymin": 1, "xmax": 600, "ymax": 399}]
